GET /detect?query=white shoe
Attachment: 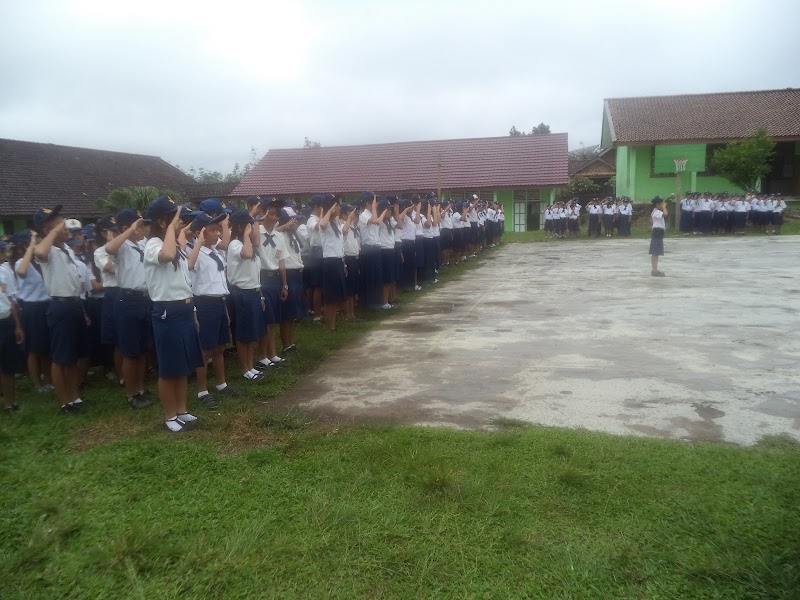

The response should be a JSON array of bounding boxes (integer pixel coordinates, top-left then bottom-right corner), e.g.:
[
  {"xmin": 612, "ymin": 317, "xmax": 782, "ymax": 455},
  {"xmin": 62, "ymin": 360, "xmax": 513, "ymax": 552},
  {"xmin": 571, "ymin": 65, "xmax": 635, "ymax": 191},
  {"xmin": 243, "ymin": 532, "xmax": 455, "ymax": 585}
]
[
  {"xmin": 381, "ymin": 303, "xmax": 392, "ymax": 310},
  {"xmin": 433, "ymin": 279, "xmax": 439, "ymax": 283},
  {"xmin": 414, "ymin": 285, "xmax": 423, "ymax": 291},
  {"xmin": 269, "ymin": 356, "xmax": 285, "ymax": 364}
]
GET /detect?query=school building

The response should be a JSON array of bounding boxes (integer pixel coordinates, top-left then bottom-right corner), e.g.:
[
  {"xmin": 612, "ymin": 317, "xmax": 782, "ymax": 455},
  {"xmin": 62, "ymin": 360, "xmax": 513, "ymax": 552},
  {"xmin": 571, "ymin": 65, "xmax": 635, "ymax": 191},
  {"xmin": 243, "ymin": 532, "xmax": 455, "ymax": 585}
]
[
  {"xmin": 601, "ymin": 88, "xmax": 800, "ymax": 201},
  {"xmin": 233, "ymin": 134, "xmax": 569, "ymax": 232},
  {"xmin": 0, "ymin": 137, "xmax": 197, "ymax": 235}
]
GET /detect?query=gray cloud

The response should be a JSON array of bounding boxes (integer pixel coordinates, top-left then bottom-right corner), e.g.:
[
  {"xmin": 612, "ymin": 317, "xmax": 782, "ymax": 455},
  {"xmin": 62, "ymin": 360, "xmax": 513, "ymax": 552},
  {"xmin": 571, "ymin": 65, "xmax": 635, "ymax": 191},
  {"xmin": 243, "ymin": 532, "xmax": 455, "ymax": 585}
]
[{"xmin": 1, "ymin": 0, "xmax": 797, "ymax": 173}]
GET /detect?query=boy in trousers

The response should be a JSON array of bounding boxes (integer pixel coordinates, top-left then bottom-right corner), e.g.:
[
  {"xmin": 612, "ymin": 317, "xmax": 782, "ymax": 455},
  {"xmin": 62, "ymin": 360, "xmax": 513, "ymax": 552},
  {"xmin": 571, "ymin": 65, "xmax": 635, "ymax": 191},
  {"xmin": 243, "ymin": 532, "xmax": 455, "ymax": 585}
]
[
  {"xmin": 32, "ymin": 206, "xmax": 87, "ymax": 415},
  {"xmin": 649, "ymin": 196, "xmax": 667, "ymax": 277}
]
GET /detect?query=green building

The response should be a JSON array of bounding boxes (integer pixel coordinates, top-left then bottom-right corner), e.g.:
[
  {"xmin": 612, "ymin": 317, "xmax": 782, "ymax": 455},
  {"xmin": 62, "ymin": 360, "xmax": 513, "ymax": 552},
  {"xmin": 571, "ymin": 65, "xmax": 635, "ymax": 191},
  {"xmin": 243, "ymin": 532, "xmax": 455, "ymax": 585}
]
[
  {"xmin": 233, "ymin": 134, "xmax": 569, "ymax": 233},
  {"xmin": 601, "ymin": 88, "xmax": 800, "ymax": 201}
]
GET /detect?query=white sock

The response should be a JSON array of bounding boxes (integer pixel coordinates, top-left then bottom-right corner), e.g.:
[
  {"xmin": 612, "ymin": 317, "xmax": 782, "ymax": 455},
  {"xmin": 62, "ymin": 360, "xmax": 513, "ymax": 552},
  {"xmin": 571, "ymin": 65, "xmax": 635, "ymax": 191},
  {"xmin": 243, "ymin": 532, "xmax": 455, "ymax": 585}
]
[
  {"xmin": 138, "ymin": 390, "xmax": 145, "ymax": 395},
  {"xmin": 70, "ymin": 399, "xmax": 83, "ymax": 405},
  {"xmin": 178, "ymin": 413, "xmax": 197, "ymax": 422},
  {"xmin": 246, "ymin": 369, "xmax": 259, "ymax": 377},
  {"xmin": 270, "ymin": 356, "xmax": 282, "ymax": 362},
  {"xmin": 198, "ymin": 390, "xmax": 209, "ymax": 398},
  {"xmin": 258, "ymin": 359, "xmax": 272, "ymax": 367},
  {"xmin": 165, "ymin": 417, "xmax": 182, "ymax": 432},
  {"xmin": 216, "ymin": 383, "xmax": 227, "ymax": 391}
]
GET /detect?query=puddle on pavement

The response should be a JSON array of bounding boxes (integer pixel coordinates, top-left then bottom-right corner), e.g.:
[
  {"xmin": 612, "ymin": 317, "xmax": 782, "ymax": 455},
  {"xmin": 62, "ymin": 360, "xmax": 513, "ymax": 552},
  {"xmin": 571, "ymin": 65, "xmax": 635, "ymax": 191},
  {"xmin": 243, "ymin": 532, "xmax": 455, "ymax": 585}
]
[{"xmin": 692, "ymin": 403, "xmax": 725, "ymax": 420}]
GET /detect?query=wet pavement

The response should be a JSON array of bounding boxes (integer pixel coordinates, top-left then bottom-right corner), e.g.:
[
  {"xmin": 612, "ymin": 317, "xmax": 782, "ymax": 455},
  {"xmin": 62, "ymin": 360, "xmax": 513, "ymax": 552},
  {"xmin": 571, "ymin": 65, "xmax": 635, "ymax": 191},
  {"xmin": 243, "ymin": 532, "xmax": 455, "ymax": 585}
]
[{"xmin": 282, "ymin": 236, "xmax": 800, "ymax": 445}]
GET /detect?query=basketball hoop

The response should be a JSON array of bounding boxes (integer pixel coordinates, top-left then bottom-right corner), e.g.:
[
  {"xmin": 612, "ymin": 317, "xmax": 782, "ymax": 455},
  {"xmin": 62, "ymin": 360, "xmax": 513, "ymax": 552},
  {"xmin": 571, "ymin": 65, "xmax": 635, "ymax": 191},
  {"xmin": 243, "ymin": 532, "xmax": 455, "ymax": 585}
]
[{"xmin": 674, "ymin": 158, "xmax": 688, "ymax": 172}]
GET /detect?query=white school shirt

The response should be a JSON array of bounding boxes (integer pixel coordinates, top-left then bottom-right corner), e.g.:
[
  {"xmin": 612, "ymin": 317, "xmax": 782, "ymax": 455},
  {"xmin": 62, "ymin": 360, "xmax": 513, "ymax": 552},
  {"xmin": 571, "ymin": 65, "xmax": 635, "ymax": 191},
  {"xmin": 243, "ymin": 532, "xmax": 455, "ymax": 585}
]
[
  {"xmin": 77, "ymin": 259, "xmax": 97, "ymax": 299},
  {"xmin": 93, "ymin": 246, "xmax": 118, "ymax": 288},
  {"xmin": 415, "ymin": 213, "xmax": 426, "ymax": 236},
  {"xmin": 651, "ymin": 209, "xmax": 666, "ymax": 230},
  {"xmin": 440, "ymin": 211, "xmax": 453, "ymax": 230},
  {"xmin": 498, "ymin": 211, "xmax": 505, "ymax": 222},
  {"xmin": 378, "ymin": 221, "xmax": 396, "ymax": 249},
  {"xmin": 619, "ymin": 203, "xmax": 633, "ymax": 216},
  {"xmin": 143, "ymin": 238, "xmax": 192, "ymax": 302},
  {"xmin": 0, "ymin": 263, "xmax": 16, "ymax": 300},
  {"xmin": 568, "ymin": 208, "xmax": 579, "ymax": 220},
  {"xmin": 762, "ymin": 199, "xmax": 775, "ymax": 212},
  {"xmin": 467, "ymin": 207, "xmax": 478, "ymax": 223},
  {"xmin": 393, "ymin": 218, "xmax": 403, "ymax": 243},
  {"xmin": 36, "ymin": 245, "xmax": 82, "ymax": 297},
  {"xmin": 257, "ymin": 225, "xmax": 287, "ymax": 271},
  {"xmin": 191, "ymin": 246, "xmax": 229, "ymax": 296},
  {"xmin": 14, "ymin": 258, "xmax": 50, "ymax": 302},
  {"xmin": 734, "ymin": 200, "xmax": 747, "ymax": 212},
  {"xmin": 603, "ymin": 205, "xmax": 615, "ymax": 215},
  {"xmin": 697, "ymin": 199, "xmax": 711, "ymax": 211},
  {"xmin": 320, "ymin": 221, "xmax": 345, "ymax": 258},
  {"xmin": 400, "ymin": 213, "xmax": 417, "ymax": 241},
  {"xmin": 306, "ymin": 215, "xmax": 322, "ymax": 248},
  {"xmin": 115, "ymin": 239, "xmax": 147, "ymax": 291},
  {"xmin": 774, "ymin": 200, "xmax": 786, "ymax": 213},
  {"xmin": 680, "ymin": 198, "xmax": 692, "ymax": 211},
  {"xmin": 0, "ymin": 269, "xmax": 13, "ymax": 319},
  {"xmin": 432, "ymin": 221, "xmax": 441, "ymax": 238},
  {"xmin": 226, "ymin": 239, "xmax": 261, "ymax": 290},
  {"xmin": 281, "ymin": 230, "xmax": 305, "ymax": 269},
  {"xmin": 358, "ymin": 210, "xmax": 381, "ymax": 247},
  {"xmin": 486, "ymin": 207, "xmax": 496, "ymax": 222},
  {"xmin": 343, "ymin": 226, "xmax": 360, "ymax": 257}
]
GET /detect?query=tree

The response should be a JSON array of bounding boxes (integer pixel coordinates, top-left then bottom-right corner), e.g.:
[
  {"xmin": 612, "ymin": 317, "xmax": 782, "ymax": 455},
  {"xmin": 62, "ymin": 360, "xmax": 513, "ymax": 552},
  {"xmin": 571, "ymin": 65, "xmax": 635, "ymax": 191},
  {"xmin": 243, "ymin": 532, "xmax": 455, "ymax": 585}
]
[
  {"xmin": 304, "ymin": 137, "xmax": 322, "ymax": 148},
  {"xmin": 509, "ymin": 126, "xmax": 523, "ymax": 136},
  {"xmin": 530, "ymin": 122, "xmax": 551, "ymax": 135},
  {"xmin": 176, "ymin": 146, "xmax": 261, "ymax": 185},
  {"xmin": 569, "ymin": 143, "xmax": 602, "ymax": 160},
  {"xmin": 711, "ymin": 129, "xmax": 776, "ymax": 192},
  {"xmin": 97, "ymin": 186, "xmax": 181, "ymax": 212}
]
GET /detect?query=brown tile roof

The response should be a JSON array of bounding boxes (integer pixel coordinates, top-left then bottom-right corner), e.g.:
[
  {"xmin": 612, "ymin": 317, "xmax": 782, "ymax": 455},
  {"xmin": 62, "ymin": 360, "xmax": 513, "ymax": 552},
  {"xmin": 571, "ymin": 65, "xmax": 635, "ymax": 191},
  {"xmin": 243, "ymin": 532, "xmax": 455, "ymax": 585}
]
[
  {"xmin": 233, "ymin": 134, "xmax": 568, "ymax": 196},
  {"xmin": 569, "ymin": 148, "xmax": 616, "ymax": 177},
  {"xmin": 0, "ymin": 138, "xmax": 195, "ymax": 219},
  {"xmin": 604, "ymin": 88, "xmax": 800, "ymax": 145}
]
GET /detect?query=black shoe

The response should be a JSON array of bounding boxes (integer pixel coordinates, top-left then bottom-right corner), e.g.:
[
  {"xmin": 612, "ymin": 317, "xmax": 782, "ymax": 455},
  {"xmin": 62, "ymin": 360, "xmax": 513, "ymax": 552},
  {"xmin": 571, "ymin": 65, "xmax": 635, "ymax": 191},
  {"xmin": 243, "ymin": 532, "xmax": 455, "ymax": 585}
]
[
  {"xmin": 60, "ymin": 403, "xmax": 79, "ymax": 416},
  {"xmin": 4, "ymin": 403, "xmax": 19, "ymax": 413},
  {"xmin": 197, "ymin": 393, "xmax": 220, "ymax": 410},
  {"xmin": 128, "ymin": 393, "xmax": 152, "ymax": 409},
  {"xmin": 140, "ymin": 389, "xmax": 155, "ymax": 404},
  {"xmin": 651, "ymin": 270, "xmax": 666, "ymax": 277},
  {"xmin": 223, "ymin": 347, "xmax": 238, "ymax": 357},
  {"xmin": 216, "ymin": 385, "xmax": 241, "ymax": 397}
]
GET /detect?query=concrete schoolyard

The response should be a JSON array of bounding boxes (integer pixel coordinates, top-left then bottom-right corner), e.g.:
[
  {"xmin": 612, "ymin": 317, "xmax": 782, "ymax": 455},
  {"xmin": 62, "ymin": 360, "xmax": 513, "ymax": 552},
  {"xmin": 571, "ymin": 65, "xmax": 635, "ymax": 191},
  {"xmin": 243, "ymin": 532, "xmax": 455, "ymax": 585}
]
[{"xmin": 284, "ymin": 236, "xmax": 800, "ymax": 445}]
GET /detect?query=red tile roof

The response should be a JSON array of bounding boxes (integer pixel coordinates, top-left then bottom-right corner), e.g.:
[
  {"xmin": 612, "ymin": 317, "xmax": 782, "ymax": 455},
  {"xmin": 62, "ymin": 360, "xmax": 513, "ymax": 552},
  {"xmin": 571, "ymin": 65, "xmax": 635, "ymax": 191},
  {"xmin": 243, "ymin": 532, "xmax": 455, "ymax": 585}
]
[
  {"xmin": 604, "ymin": 88, "xmax": 800, "ymax": 145},
  {"xmin": 233, "ymin": 134, "xmax": 568, "ymax": 196},
  {"xmin": 0, "ymin": 138, "xmax": 195, "ymax": 219}
]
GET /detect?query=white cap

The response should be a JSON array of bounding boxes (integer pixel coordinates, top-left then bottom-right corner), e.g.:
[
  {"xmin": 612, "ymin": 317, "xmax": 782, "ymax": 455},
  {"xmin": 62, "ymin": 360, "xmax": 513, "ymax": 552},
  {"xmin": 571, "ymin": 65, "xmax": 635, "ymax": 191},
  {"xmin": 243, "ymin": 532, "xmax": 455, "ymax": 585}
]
[
  {"xmin": 472, "ymin": 194, "xmax": 479, "ymax": 200},
  {"xmin": 283, "ymin": 207, "xmax": 297, "ymax": 217},
  {"xmin": 65, "ymin": 218, "xmax": 83, "ymax": 230}
]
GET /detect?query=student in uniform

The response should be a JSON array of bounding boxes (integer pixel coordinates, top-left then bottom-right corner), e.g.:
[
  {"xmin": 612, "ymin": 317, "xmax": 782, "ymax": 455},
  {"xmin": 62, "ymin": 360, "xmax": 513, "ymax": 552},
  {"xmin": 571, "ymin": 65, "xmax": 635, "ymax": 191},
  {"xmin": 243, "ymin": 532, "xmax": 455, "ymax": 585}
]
[
  {"xmin": 32, "ymin": 206, "xmax": 87, "ymax": 415},
  {"xmin": 618, "ymin": 197, "xmax": 633, "ymax": 237},
  {"xmin": 772, "ymin": 196, "xmax": 786, "ymax": 234},
  {"xmin": 733, "ymin": 195, "xmax": 748, "ymax": 235},
  {"xmin": 305, "ymin": 196, "xmax": 325, "ymax": 322},
  {"xmin": 13, "ymin": 230, "xmax": 53, "ymax": 393},
  {"xmin": 81, "ymin": 224, "xmax": 110, "ymax": 379},
  {"xmin": 318, "ymin": 194, "xmax": 347, "ymax": 331},
  {"xmin": 276, "ymin": 206, "xmax": 306, "ymax": 351},
  {"xmin": 649, "ymin": 196, "xmax": 667, "ymax": 277},
  {"xmin": 397, "ymin": 197, "xmax": 418, "ymax": 292},
  {"xmin": 187, "ymin": 211, "xmax": 239, "ymax": 409},
  {"xmin": 377, "ymin": 197, "xmax": 397, "ymax": 309},
  {"xmin": 0, "ymin": 260, "xmax": 24, "ymax": 412},
  {"xmin": 93, "ymin": 215, "xmax": 123, "ymax": 386},
  {"xmin": 358, "ymin": 192, "xmax": 386, "ymax": 308},
  {"xmin": 340, "ymin": 204, "xmax": 360, "ymax": 321},
  {"xmin": 439, "ymin": 199, "xmax": 453, "ymax": 265},
  {"xmin": 679, "ymin": 194, "xmax": 693, "ymax": 235},
  {"xmin": 602, "ymin": 199, "xmax": 616, "ymax": 237},
  {"xmin": 143, "ymin": 197, "xmax": 204, "ymax": 432},
  {"xmin": 226, "ymin": 210, "xmax": 265, "ymax": 382},
  {"xmin": 255, "ymin": 197, "xmax": 289, "ymax": 370},
  {"xmin": 104, "ymin": 208, "xmax": 153, "ymax": 409}
]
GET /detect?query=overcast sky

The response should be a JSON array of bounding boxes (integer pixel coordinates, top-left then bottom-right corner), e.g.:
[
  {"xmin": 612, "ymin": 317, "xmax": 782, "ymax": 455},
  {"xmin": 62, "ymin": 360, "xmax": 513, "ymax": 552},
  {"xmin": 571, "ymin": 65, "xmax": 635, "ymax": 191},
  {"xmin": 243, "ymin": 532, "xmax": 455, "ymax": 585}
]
[{"xmin": 1, "ymin": 0, "xmax": 797, "ymax": 173}]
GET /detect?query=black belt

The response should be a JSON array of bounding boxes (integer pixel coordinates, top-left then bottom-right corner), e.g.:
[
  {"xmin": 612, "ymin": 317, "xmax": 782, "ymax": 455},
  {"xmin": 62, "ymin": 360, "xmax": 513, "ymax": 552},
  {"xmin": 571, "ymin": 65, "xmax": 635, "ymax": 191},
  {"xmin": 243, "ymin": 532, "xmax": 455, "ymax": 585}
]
[
  {"xmin": 152, "ymin": 298, "xmax": 192, "ymax": 306},
  {"xmin": 120, "ymin": 288, "xmax": 147, "ymax": 297},
  {"xmin": 51, "ymin": 296, "xmax": 82, "ymax": 303},
  {"xmin": 194, "ymin": 295, "xmax": 227, "ymax": 301}
]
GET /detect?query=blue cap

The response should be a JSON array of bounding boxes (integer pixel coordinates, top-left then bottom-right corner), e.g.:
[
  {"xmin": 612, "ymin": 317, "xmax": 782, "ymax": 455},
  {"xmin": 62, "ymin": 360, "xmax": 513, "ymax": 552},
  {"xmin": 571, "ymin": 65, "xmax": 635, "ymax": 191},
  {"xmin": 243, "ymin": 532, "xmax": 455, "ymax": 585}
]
[
  {"xmin": 83, "ymin": 224, "xmax": 96, "ymax": 241},
  {"xmin": 258, "ymin": 196, "xmax": 283, "ymax": 210},
  {"xmin": 117, "ymin": 208, "xmax": 149, "ymax": 228},
  {"xmin": 190, "ymin": 212, "xmax": 226, "ymax": 233},
  {"xmin": 33, "ymin": 204, "xmax": 63, "ymax": 231},
  {"xmin": 9, "ymin": 230, "xmax": 32, "ymax": 246},
  {"xmin": 145, "ymin": 195, "xmax": 179, "ymax": 220},
  {"xmin": 245, "ymin": 195, "xmax": 261, "ymax": 207},
  {"xmin": 95, "ymin": 214, "xmax": 119, "ymax": 233},
  {"xmin": 198, "ymin": 198, "xmax": 233, "ymax": 215},
  {"xmin": 359, "ymin": 191, "xmax": 375, "ymax": 204},
  {"xmin": 308, "ymin": 194, "xmax": 324, "ymax": 207},
  {"xmin": 229, "ymin": 210, "xmax": 259, "ymax": 225}
]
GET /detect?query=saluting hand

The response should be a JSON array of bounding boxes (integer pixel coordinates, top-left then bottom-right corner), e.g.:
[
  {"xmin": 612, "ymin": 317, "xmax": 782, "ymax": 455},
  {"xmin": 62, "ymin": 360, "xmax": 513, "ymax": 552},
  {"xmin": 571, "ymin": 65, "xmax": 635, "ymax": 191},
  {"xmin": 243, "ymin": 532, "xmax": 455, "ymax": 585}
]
[{"xmin": 197, "ymin": 228, "xmax": 206, "ymax": 246}]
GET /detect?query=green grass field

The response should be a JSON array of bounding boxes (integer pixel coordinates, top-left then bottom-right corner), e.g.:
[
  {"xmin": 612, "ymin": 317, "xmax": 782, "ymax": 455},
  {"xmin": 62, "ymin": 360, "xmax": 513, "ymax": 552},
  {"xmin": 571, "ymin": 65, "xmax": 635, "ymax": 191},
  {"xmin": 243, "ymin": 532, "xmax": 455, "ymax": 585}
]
[{"xmin": 2, "ymin": 247, "xmax": 799, "ymax": 599}]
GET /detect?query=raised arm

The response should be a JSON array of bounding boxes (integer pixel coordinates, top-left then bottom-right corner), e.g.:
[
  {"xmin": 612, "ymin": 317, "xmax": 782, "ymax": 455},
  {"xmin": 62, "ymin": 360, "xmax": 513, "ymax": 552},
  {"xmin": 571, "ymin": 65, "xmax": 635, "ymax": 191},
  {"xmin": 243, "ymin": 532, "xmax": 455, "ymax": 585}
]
[
  {"xmin": 187, "ymin": 228, "xmax": 205, "ymax": 271},
  {"xmin": 157, "ymin": 209, "xmax": 182, "ymax": 263},
  {"xmin": 33, "ymin": 220, "xmax": 64, "ymax": 262},
  {"xmin": 15, "ymin": 232, "xmax": 38, "ymax": 277},
  {"xmin": 105, "ymin": 218, "xmax": 143, "ymax": 256}
]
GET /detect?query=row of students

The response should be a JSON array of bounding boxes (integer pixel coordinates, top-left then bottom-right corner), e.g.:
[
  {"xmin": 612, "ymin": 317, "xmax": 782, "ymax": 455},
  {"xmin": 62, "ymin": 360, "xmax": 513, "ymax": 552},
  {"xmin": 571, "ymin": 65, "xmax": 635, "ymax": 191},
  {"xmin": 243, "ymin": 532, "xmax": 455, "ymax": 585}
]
[
  {"xmin": 586, "ymin": 198, "xmax": 634, "ymax": 238},
  {"xmin": 679, "ymin": 193, "xmax": 788, "ymax": 235}
]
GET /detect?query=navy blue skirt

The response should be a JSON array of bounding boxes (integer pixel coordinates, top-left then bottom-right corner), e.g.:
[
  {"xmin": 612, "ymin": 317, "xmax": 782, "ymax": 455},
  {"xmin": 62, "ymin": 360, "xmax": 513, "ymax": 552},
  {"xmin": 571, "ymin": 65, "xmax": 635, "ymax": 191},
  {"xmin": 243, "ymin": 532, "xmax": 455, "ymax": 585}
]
[
  {"xmin": 86, "ymin": 296, "xmax": 109, "ymax": 365},
  {"xmin": 194, "ymin": 295, "xmax": 230, "ymax": 350},
  {"xmin": 421, "ymin": 237, "xmax": 435, "ymax": 282},
  {"xmin": 260, "ymin": 271, "xmax": 281, "ymax": 325},
  {"xmin": 322, "ymin": 257, "xmax": 346, "ymax": 304},
  {"xmin": 20, "ymin": 300, "xmax": 49, "ymax": 355},
  {"xmin": 344, "ymin": 257, "xmax": 359, "ymax": 299},
  {"xmin": 46, "ymin": 298, "xmax": 85, "ymax": 365},
  {"xmin": 305, "ymin": 246, "xmax": 323, "ymax": 289},
  {"xmin": 231, "ymin": 288, "xmax": 264, "ymax": 344},
  {"xmin": 117, "ymin": 290, "xmax": 151, "ymax": 358},
  {"xmin": 649, "ymin": 228, "xmax": 665, "ymax": 256},
  {"xmin": 381, "ymin": 248, "xmax": 395, "ymax": 285},
  {"xmin": 101, "ymin": 287, "xmax": 119, "ymax": 345},
  {"xmin": 151, "ymin": 300, "xmax": 204, "ymax": 378},
  {"xmin": 281, "ymin": 269, "xmax": 306, "ymax": 320},
  {"xmin": 414, "ymin": 237, "xmax": 425, "ymax": 268},
  {"xmin": 0, "ymin": 318, "xmax": 25, "ymax": 375},
  {"xmin": 359, "ymin": 245, "xmax": 384, "ymax": 309}
]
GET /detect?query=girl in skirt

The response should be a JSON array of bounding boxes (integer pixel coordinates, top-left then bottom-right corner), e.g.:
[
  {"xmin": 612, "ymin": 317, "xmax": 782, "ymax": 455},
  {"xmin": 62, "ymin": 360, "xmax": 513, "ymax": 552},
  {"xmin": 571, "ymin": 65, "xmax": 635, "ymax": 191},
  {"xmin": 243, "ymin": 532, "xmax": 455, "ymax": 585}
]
[
  {"xmin": 397, "ymin": 198, "xmax": 417, "ymax": 292},
  {"xmin": 357, "ymin": 192, "xmax": 386, "ymax": 309},
  {"xmin": 378, "ymin": 198, "xmax": 397, "ymax": 309},
  {"xmin": 188, "ymin": 212, "xmax": 239, "ymax": 410},
  {"xmin": 341, "ymin": 204, "xmax": 360, "ymax": 321},
  {"xmin": 649, "ymin": 197, "xmax": 667, "ymax": 277},
  {"xmin": 142, "ymin": 197, "xmax": 205, "ymax": 432},
  {"xmin": 305, "ymin": 196, "xmax": 324, "ymax": 322},
  {"xmin": 277, "ymin": 206, "xmax": 306, "ymax": 352},
  {"xmin": 93, "ymin": 215, "xmax": 123, "ymax": 385},
  {"xmin": 13, "ymin": 230, "xmax": 53, "ymax": 393},
  {"xmin": 255, "ymin": 198, "xmax": 289, "ymax": 370},
  {"xmin": 319, "ymin": 195, "xmax": 347, "ymax": 331},
  {"xmin": 226, "ymin": 210, "xmax": 266, "ymax": 382}
]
